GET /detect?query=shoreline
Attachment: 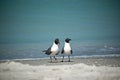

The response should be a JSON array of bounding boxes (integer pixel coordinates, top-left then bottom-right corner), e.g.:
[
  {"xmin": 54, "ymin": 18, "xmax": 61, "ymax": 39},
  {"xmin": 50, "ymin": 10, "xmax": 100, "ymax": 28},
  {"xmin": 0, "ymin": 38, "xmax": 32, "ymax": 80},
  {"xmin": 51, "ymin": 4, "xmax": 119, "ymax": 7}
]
[{"xmin": 1, "ymin": 57, "xmax": 120, "ymax": 67}]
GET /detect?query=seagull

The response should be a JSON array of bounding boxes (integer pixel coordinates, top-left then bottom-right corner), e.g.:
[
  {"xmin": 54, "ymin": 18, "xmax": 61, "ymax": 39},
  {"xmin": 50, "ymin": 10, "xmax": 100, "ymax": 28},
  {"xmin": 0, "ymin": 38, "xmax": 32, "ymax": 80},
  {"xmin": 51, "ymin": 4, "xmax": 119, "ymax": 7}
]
[
  {"xmin": 61, "ymin": 38, "xmax": 72, "ymax": 62},
  {"xmin": 42, "ymin": 38, "xmax": 60, "ymax": 62}
]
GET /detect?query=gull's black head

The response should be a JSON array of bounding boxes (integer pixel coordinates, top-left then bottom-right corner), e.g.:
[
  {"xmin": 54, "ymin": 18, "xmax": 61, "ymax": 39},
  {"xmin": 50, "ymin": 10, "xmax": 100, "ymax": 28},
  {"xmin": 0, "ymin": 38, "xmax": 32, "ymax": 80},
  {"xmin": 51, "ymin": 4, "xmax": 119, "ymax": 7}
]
[
  {"xmin": 54, "ymin": 38, "xmax": 60, "ymax": 45},
  {"xmin": 65, "ymin": 38, "xmax": 71, "ymax": 43}
]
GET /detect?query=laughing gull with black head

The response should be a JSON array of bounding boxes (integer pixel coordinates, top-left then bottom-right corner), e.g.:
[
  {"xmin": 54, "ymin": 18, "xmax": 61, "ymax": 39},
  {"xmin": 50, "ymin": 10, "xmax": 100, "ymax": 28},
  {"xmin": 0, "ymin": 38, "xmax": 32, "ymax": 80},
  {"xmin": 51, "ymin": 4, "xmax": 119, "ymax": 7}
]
[
  {"xmin": 61, "ymin": 38, "xmax": 72, "ymax": 62},
  {"xmin": 42, "ymin": 38, "xmax": 60, "ymax": 62}
]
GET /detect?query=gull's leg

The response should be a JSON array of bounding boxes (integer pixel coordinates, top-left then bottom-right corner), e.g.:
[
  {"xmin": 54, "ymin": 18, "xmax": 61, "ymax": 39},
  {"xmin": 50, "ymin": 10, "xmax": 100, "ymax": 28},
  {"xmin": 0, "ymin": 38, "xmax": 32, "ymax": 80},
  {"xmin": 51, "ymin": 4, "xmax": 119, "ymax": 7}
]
[
  {"xmin": 50, "ymin": 56, "xmax": 52, "ymax": 62},
  {"xmin": 54, "ymin": 56, "xmax": 57, "ymax": 60},
  {"xmin": 68, "ymin": 55, "xmax": 70, "ymax": 62},
  {"xmin": 61, "ymin": 55, "xmax": 64, "ymax": 62}
]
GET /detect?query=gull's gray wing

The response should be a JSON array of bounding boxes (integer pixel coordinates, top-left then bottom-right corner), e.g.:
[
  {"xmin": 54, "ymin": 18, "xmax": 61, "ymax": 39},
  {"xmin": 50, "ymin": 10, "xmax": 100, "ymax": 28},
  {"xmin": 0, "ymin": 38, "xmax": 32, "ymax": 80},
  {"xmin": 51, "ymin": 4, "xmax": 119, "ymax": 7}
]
[
  {"xmin": 61, "ymin": 47, "xmax": 64, "ymax": 54},
  {"xmin": 43, "ymin": 46, "xmax": 52, "ymax": 55},
  {"xmin": 71, "ymin": 50, "xmax": 73, "ymax": 54}
]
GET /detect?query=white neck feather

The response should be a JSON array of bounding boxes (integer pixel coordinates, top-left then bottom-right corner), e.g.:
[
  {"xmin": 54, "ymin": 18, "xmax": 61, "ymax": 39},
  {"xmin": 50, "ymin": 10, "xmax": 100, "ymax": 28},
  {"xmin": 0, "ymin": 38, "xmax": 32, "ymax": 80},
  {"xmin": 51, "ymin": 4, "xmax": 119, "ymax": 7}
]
[
  {"xmin": 64, "ymin": 42, "xmax": 71, "ymax": 50},
  {"xmin": 51, "ymin": 42, "xmax": 59, "ymax": 51}
]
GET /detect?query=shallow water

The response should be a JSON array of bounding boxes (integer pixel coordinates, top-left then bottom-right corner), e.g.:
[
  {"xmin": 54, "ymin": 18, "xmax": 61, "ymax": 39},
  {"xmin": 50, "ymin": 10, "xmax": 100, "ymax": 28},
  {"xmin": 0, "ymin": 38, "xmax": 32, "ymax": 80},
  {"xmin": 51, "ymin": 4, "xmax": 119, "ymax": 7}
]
[{"xmin": 0, "ymin": 40, "xmax": 120, "ymax": 60}]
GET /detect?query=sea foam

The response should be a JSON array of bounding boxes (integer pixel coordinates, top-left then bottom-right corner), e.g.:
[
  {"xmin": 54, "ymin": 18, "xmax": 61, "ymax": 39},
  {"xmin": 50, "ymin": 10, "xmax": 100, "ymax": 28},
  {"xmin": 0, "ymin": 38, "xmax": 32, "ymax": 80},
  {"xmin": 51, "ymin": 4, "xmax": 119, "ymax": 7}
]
[{"xmin": 0, "ymin": 61, "xmax": 120, "ymax": 80}]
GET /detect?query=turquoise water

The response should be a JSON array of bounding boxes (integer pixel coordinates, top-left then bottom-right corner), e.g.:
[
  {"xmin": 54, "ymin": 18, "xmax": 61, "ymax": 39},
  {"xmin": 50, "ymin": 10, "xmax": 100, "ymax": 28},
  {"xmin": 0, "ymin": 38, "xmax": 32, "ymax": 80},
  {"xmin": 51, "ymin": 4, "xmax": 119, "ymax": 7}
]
[
  {"xmin": 0, "ymin": 40, "xmax": 120, "ymax": 60},
  {"xmin": 0, "ymin": 0, "xmax": 120, "ymax": 60},
  {"xmin": 0, "ymin": 0, "xmax": 120, "ymax": 44}
]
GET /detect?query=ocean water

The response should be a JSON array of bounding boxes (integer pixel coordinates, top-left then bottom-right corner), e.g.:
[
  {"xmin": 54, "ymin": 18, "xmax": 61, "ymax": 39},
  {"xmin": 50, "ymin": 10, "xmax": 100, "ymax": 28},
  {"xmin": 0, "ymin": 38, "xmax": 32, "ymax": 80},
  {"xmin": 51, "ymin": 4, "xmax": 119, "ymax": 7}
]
[
  {"xmin": 1, "ymin": 0, "xmax": 120, "ymax": 61},
  {"xmin": 0, "ymin": 40, "xmax": 120, "ymax": 60}
]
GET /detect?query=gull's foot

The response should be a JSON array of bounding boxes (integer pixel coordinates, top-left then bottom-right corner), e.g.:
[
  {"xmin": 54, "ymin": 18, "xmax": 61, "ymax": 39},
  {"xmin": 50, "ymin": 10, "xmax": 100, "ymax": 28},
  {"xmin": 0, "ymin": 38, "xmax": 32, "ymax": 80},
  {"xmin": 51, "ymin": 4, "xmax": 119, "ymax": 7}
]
[{"xmin": 61, "ymin": 61, "xmax": 64, "ymax": 62}]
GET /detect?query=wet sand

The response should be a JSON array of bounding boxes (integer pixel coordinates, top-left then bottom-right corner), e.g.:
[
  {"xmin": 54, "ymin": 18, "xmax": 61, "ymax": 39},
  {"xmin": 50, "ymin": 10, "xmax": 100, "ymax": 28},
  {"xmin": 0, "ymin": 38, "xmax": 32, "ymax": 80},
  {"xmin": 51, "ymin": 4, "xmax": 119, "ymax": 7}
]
[{"xmin": 1, "ymin": 57, "xmax": 120, "ymax": 67}]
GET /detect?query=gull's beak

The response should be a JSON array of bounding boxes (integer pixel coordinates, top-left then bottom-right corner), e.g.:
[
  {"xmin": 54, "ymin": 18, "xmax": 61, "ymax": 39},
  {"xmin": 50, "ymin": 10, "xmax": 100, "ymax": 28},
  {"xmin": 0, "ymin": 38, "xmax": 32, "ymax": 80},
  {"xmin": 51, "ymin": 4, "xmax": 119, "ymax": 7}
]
[{"xmin": 69, "ymin": 39, "xmax": 71, "ymax": 41}]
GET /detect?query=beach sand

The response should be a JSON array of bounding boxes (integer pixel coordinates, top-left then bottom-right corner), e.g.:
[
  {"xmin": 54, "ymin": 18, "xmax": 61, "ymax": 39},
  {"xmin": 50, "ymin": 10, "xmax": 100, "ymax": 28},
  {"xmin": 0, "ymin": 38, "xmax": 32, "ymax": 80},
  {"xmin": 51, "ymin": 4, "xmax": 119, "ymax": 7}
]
[{"xmin": 0, "ymin": 57, "xmax": 120, "ymax": 80}]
